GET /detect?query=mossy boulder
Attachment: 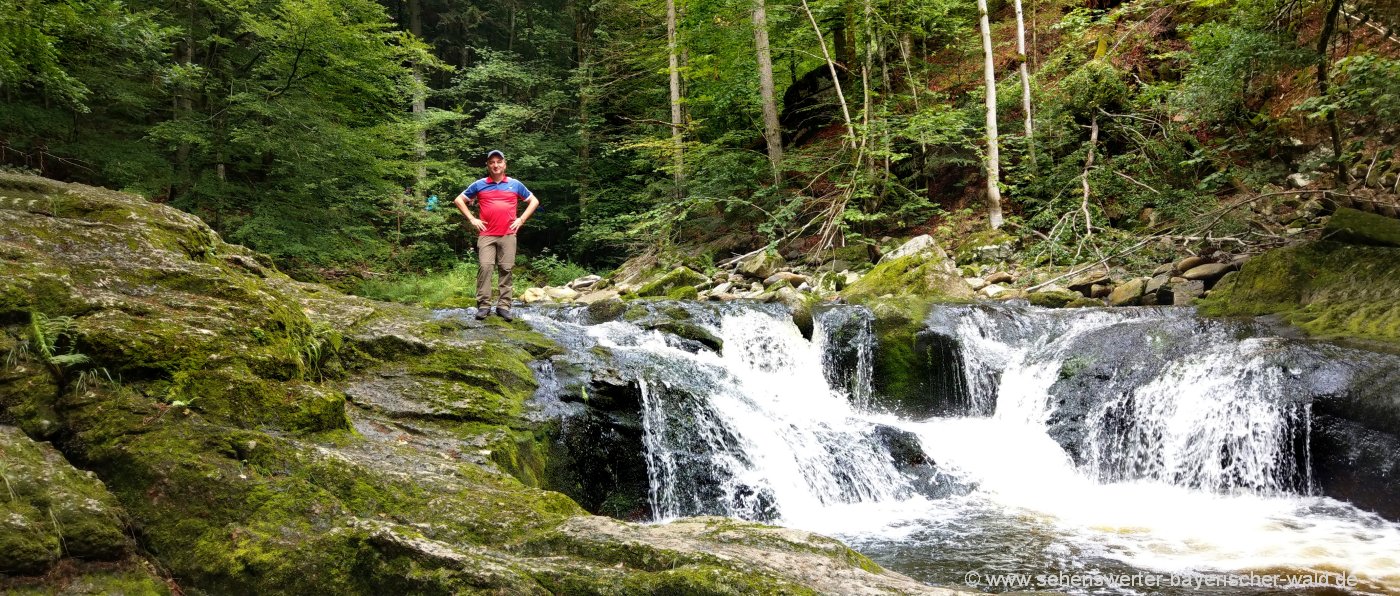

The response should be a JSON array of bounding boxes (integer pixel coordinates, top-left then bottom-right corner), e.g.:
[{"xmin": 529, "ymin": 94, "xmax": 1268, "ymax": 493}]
[
  {"xmin": 953, "ymin": 229, "xmax": 1016, "ymax": 264},
  {"xmin": 635, "ymin": 267, "xmax": 708, "ymax": 298},
  {"xmin": 0, "ymin": 425, "xmax": 131, "ymax": 574},
  {"xmin": 841, "ymin": 254, "xmax": 974, "ymax": 304},
  {"xmin": 840, "ymin": 249, "xmax": 974, "ymax": 414},
  {"xmin": 1027, "ymin": 289, "xmax": 1082, "ymax": 308},
  {"xmin": 1325, "ymin": 207, "xmax": 1400, "ymax": 248},
  {"xmin": 0, "ymin": 173, "xmax": 950, "ymax": 594},
  {"xmin": 1199, "ymin": 241, "xmax": 1400, "ymax": 344}
]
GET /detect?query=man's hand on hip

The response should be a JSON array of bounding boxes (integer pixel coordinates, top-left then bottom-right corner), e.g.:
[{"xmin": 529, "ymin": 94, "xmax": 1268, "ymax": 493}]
[
  {"xmin": 508, "ymin": 217, "xmax": 525, "ymax": 233},
  {"xmin": 468, "ymin": 217, "xmax": 486, "ymax": 232}
]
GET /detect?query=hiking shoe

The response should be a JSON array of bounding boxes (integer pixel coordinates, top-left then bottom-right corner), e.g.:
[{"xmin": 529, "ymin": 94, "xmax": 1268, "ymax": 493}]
[
  {"xmin": 474, "ymin": 307, "xmax": 490, "ymax": 320},
  {"xmin": 496, "ymin": 308, "xmax": 514, "ymax": 322}
]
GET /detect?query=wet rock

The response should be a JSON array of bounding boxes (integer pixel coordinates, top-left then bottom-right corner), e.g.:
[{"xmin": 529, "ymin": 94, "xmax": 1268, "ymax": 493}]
[
  {"xmin": 1152, "ymin": 263, "xmax": 1173, "ymax": 276},
  {"xmin": 966, "ymin": 277, "xmax": 989, "ymax": 291},
  {"xmin": 981, "ymin": 284, "xmax": 1008, "ymax": 298},
  {"xmin": 1090, "ymin": 283, "xmax": 1112, "ymax": 299}
]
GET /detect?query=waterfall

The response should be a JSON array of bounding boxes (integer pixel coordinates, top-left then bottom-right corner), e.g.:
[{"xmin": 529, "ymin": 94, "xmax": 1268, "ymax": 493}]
[
  {"xmin": 536, "ymin": 303, "xmax": 915, "ymax": 524},
  {"xmin": 523, "ymin": 301, "xmax": 1400, "ymax": 594},
  {"xmin": 1081, "ymin": 339, "xmax": 1313, "ymax": 494},
  {"xmin": 813, "ymin": 305, "xmax": 875, "ymax": 408}
]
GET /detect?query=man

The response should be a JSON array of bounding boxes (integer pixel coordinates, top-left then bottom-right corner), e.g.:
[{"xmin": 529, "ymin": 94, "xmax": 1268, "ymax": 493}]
[{"xmin": 454, "ymin": 150, "xmax": 539, "ymax": 321}]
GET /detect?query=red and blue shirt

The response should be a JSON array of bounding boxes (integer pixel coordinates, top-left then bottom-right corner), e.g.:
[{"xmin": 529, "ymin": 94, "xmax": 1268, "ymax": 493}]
[{"xmin": 463, "ymin": 177, "xmax": 533, "ymax": 236}]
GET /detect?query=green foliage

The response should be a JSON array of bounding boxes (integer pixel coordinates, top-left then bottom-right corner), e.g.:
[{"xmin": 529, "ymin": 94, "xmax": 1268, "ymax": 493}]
[
  {"xmin": 1299, "ymin": 53, "xmax": 1400, "ymax": 138},
  {"xmin": 1173, "ymin": 19, "xmax": 1310, "ymax": 124},
  {"xmin": 520, "ymin": 250, "xmax": 592, "ymax": 288},
  {"xmin": 353, "ymin": 262, "xmax": 481, "ymax": 308},
  {"xmin": 1058, "ymin": 60, "xmax": 1131, "ymax": 118}
]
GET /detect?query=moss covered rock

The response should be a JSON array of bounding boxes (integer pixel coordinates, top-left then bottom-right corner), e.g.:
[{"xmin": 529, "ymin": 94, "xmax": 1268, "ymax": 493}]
[
  {"xmin": 635, "ymin": 267, "xmax": 708, "ymax": 298},
  {"xmin": 0, "ymin": 425, "xmax": 131, "ymax": 574},
  {"xmin": 0, "ymin": 173, "xmax": 953, "ymax": 594},
  {"xmin": 1325, "ymin": 207, "xmax": 1400, "ymax": 248},
  {"xmin": 841, "ymin": 253, "xmax": 974, "ymax": 304},
  {"xmin": 1199, "ymin": 241, "xmax": 1400, "ymax": 343}
]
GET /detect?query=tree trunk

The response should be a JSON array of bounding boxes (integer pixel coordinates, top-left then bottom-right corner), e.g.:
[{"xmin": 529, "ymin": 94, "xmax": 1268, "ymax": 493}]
[
  {"xmin": 574, "ymin": 0, "xmax": 593, "ymax": 211},
  {"xmin": 752, "ymin": 0, "xmax": 783, "ymax": 180},
  {"xmin": 409, "ymin": 0, "xmax": 427, "ymax": 199},
  {"xmin": 669, "ymin": 0, "xmax": 686, "ymax": 193},
  {"xmin": 977, "ymin": 0, "xmax": 1004, "ymax": 229},
  {"xmin": 1015, "ymin": 0, "xmax": 1035, "ymax": 169},
  {"xmin": 175, "ymin": 0, "xmax": 195, "ymax": 200},
  {"xmin": 800, "ymin": 0, "xmax": 855, "ymax": 147},
  {"xmin": 1080, "ymin": 114, "xmax": 1098, "ymax": 239},
  {"xmin": 1318, "ymin": 0, "xmax": 1347, "ymax": 185}
]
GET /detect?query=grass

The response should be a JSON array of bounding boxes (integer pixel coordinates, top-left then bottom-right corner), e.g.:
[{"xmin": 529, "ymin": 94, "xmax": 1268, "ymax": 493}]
[{"xmin": 351, "ymin": 255, "xmax": 597, "ymax": 308}]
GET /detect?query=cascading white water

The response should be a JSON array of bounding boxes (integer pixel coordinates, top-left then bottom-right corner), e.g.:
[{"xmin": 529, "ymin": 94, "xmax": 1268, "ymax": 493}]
[
  {"xmin": 524, "ymin": 302, "xmax": 1400, "ymax": 594},
  {"xmin": 574, "ymin": 305, "xmax": 914, "ymax": 525},
  {"xmin": 1082, "ymin": 338, "xmax": 1312, "ymax": 494},
  {"xmin": 813, "ymin": 306, "xmax": 876, "ymax": 408}
]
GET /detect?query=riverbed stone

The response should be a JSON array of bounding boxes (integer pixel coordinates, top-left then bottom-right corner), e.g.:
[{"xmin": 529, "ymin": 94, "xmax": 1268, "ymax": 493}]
[
  {"xmin": 1169, "ymin": 279, "xmax": 1206, "ymax": 305},
  {"xmin": 1108, "ymin": 277, "xmax": 1148, "ymax": 306},
  {"xmin": 735, "ymin": 251, "xmax": 785, "ymax": 279},
  {"xmin": 984, "ymin": 271, "xmax": 1013, "ymax": 285},
  {"xmin": 1181, "ymin": 262, "xmax": 1235, "ymax": 281},
  {"xmin": 1174, "ymin": 256, "xmax": 1210, "ymax": 273}
]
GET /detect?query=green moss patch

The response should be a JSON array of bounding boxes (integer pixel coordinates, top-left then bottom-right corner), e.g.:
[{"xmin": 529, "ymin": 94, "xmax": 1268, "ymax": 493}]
[
  {"xmin": 841, "ymin": 254, "xmax": 973, "ymax": 303},
  {"xmin": 1199, "ymin": 241, "xmax": 1400, "ymax": 343}
]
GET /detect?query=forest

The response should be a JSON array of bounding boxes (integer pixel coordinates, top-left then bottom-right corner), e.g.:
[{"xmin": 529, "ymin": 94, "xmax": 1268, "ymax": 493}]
[{"xmin": 2, "ymin": 0, "xmax": 1398, "ymax": 291}]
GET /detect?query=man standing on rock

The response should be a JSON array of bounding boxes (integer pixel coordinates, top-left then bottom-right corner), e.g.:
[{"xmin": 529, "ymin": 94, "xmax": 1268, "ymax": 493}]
[{"xmin": 454, "ymin": 150, "xmax": 539, "ymax": 322}]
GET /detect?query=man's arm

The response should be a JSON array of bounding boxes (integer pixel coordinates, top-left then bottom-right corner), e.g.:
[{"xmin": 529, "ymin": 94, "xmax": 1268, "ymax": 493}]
[
  {"xmin": 454, "ymin": 192, "xmax": 486, "ymax": 232},
  {"xmin": 509, "ymin": 195, "xmax": 540, "ymax": 233}
]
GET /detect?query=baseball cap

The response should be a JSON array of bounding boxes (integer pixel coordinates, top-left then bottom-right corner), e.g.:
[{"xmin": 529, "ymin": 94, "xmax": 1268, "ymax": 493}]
[{"xmin": 486, "ymin": 150, "xmax": 505, "ymax": 161}]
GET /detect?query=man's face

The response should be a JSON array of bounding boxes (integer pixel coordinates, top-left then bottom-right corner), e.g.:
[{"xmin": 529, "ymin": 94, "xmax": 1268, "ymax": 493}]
[{"xmin": 487, "ymin": 156, "xmax": 506, "ymax": 177}]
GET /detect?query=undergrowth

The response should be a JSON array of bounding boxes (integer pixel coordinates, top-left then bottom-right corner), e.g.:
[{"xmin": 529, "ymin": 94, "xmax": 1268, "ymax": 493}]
[{"xmin": 352, "ymin": 254, "xmax": 596, "ymax": 308}]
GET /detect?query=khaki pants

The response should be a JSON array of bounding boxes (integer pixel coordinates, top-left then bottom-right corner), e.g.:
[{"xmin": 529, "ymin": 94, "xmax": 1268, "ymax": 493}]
[{"xmin": 476, "ymin": 234, "xmax": 517, "ymax": 308}]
